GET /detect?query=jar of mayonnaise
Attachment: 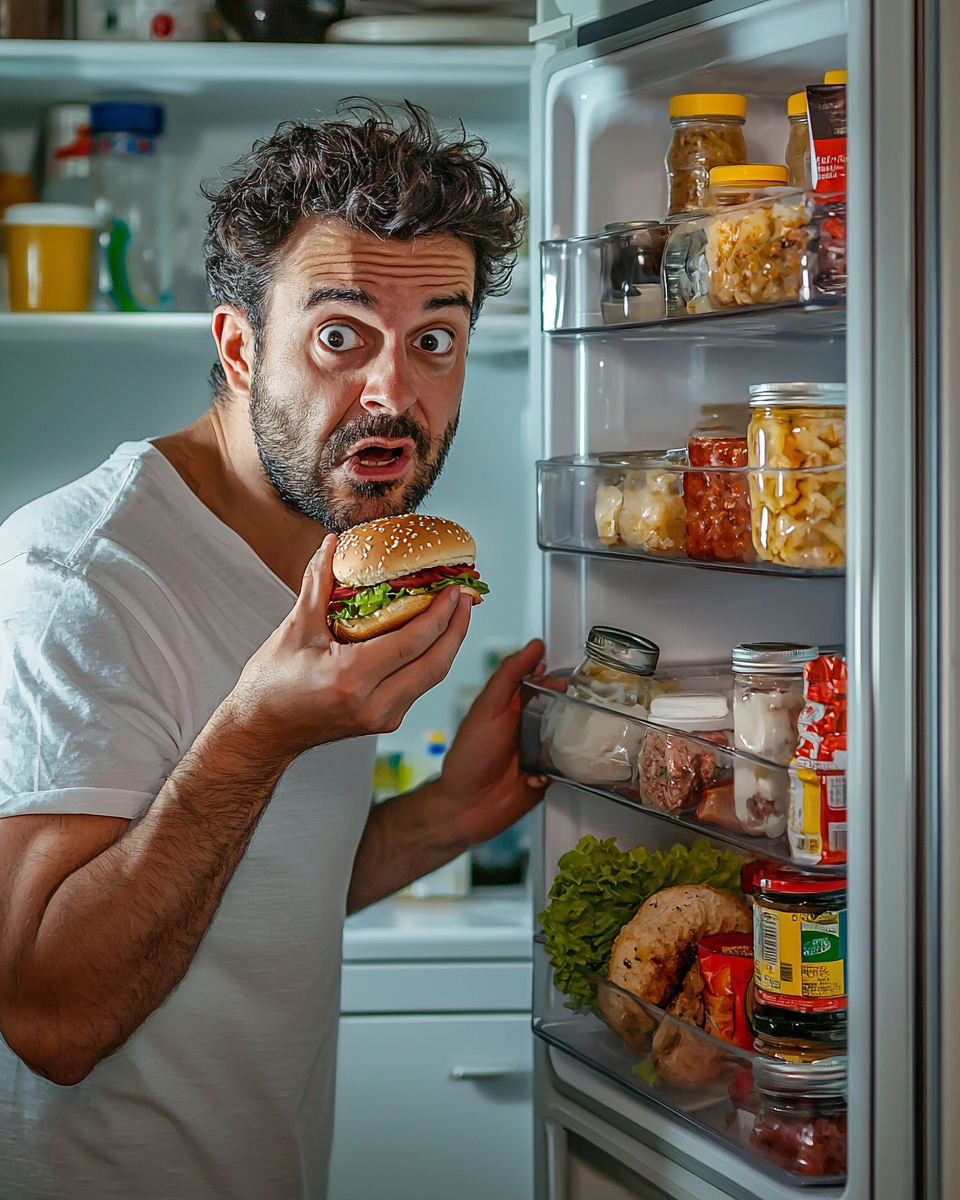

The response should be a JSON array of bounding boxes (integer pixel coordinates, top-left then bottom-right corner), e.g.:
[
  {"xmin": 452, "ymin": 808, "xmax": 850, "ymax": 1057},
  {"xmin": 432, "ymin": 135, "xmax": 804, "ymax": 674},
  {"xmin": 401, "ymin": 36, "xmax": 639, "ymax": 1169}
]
[{"xmin": 732, "ymin": 642, "xmax": 818, "ymax": 837}]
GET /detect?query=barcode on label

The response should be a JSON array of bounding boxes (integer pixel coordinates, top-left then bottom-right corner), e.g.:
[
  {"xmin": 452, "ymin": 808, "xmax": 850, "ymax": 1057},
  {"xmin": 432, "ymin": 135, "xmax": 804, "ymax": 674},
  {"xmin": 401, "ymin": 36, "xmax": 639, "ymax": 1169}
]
[
  {"xmin": 780, "ymin": 961, "xmax": 794, "ymax": 983},
  {"xmin": 760, "ymin": 912, "xmax": 779, "ymax": 965},
  {"xmin": 829, "ymin": 824, "xmax": 848, "ymax": 851}
]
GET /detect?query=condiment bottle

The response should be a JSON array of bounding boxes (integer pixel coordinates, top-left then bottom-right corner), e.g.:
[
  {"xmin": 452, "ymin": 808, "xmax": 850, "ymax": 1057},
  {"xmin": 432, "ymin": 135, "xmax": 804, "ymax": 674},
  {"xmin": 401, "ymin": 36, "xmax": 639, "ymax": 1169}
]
[
  {"xmin": 731, "ymin": 642, "xmax": 818, "ymax": 837},
  {"xmin": 749, "ymin": 1055, "xmax": 847, "ymax": 1176},
  {"xmin": 568, "ymin": 626, "xmax": 660, "ymax": 709},
  {"xmin": 665, "ymin": 93, "xmax": 748, "ymax": 216},
  {"xmin": 751, "ymin": 864, "xmax": 847, "ymax": 1053},
  {"xmin": 785, "ymin": 92, "xmax": 812, "ymax": 188}
]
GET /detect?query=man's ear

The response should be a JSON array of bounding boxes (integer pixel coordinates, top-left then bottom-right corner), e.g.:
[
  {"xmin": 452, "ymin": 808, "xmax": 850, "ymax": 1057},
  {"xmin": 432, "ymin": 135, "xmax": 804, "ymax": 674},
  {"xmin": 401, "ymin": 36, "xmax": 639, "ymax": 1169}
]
[{"xmin": 212, "ymin": 306, "xmax": 255, "ymax": 399}]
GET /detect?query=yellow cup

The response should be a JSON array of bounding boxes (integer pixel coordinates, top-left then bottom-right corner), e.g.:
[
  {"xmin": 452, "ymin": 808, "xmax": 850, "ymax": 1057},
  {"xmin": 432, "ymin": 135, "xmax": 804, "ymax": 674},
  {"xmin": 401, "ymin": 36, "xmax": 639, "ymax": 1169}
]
[{"xmin": 4, "ymin": 203, "xmax": 97, "ymax": 312}]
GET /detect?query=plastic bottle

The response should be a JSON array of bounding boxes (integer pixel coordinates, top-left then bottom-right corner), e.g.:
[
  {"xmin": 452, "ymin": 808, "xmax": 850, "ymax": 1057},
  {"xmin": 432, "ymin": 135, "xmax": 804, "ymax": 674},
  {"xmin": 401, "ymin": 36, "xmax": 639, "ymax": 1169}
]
[{"xmin": 90, "ymin": 102, "xmax": 172, "ymax": 312}]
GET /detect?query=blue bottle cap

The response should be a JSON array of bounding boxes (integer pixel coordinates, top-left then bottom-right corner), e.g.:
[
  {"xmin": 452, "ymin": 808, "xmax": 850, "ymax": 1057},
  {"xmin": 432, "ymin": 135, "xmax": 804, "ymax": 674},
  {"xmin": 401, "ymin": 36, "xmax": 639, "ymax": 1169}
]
[{"xmin": 91, "ymin": 102, "xmax": 165, "ymax": 136}]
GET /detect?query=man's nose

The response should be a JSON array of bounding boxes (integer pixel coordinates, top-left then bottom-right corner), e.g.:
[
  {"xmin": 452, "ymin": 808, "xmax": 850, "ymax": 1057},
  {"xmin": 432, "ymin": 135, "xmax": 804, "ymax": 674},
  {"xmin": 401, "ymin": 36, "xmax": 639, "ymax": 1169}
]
[{"xmin": 358, "ymin": 340, "xmax": 418, "ymax": 416}]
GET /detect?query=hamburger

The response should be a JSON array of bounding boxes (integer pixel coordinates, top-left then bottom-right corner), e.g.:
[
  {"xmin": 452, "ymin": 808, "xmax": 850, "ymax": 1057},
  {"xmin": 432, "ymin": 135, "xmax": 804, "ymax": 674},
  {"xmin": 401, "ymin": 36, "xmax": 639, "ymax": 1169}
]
[{"xmin": 328, "ymin": 514, "xmax": 489, "ymax": 643}]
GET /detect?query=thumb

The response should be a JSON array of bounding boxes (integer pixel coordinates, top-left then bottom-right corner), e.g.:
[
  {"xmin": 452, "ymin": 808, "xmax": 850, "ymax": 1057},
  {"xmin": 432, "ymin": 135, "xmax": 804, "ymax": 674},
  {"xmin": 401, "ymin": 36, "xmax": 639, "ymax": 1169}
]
[
  {"xmin": 471, "ymin": 638, "xmax": 545, "ymax": 717},
  {"xmin": 291, "ymin": 534, "xmax": 338, "ymax": 643}
]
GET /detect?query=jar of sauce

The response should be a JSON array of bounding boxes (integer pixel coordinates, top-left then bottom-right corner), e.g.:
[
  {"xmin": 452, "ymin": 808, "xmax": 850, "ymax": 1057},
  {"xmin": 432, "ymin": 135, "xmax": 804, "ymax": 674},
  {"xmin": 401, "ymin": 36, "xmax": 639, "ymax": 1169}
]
[
  {"xmin": 665, "ymin": 93, "xmax": 748, "ymax": 216},
  {"xmin": 751, "ymin": 864, "xmax": 847, "ymax": 1053},
  {"xmin": 684, "ymin": 425, "xmax": 755, "ymax": 563},
  {"xmin": 750, "ymin": 1055, "xmax": 847, "ymax": 1176}
]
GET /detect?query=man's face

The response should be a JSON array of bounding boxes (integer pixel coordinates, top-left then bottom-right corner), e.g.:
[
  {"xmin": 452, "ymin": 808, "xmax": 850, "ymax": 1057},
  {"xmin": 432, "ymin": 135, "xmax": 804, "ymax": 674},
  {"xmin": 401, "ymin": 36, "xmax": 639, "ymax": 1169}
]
[{"xmin": 247, "ymin": 216, "xmax": 475, "ymax": 533}]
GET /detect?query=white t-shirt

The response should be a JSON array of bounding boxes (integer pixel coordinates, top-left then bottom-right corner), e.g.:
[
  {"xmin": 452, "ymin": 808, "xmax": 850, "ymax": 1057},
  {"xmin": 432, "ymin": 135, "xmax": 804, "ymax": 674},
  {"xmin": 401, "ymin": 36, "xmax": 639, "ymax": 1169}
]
[{"xmin": 0, "ymin": 441, "xmax": 376, "ymax": 1200}]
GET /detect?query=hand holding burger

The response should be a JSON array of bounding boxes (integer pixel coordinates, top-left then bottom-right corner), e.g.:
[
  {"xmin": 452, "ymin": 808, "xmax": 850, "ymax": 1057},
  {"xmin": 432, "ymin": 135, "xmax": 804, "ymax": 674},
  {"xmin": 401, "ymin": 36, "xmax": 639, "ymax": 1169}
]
[{"xmin": 328, "ymin": 514, "xmax": 488, "ymax": 643}]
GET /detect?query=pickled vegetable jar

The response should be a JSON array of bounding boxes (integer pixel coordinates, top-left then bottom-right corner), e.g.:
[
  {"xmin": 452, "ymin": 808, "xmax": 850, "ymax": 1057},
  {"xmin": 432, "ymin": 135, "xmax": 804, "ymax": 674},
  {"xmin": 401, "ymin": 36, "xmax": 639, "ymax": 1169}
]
[
  {"xmin": 747, "ymin": 382, "xmax": 846, "ymax": 570},
  {"xmin": 663, "ymin": 166, "xmax": 814, "ymax": 316},
  {"xmin": 665, "ymin": 93, "xmax": 748, "ymax": 216},
  {"xmin": 594, "ymin": 450, "xmax": 687, "ymax": 557},
  {"xmin": 785, "ymin": 92, "xmax": 812, "ymax": 189},
  {"xmin": 732, "ymin": 642, "xmax": 818, "ymax": 837},
  {"xmin": 750, "ymin": 1056, "xmax": 847, "ymax": 1176},
  {"xmin": 684, "ymin": 428, "xmax": 755, "ymax": 563}
]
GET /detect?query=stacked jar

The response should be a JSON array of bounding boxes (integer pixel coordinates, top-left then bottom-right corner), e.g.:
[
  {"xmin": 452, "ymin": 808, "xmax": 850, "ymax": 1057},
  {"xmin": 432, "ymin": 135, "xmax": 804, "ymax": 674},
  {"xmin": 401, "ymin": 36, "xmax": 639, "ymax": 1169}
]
[
  {"xmin": 747, "ymin": 382, "xmax": 846, "ymax": 570},
  {"xmin": 664, "ymin": 93, "xmax": 748, "ymax": 217},
  {"xmin": 749, "ymin": 1055, "xmax": 847, "ymax": 1176}
]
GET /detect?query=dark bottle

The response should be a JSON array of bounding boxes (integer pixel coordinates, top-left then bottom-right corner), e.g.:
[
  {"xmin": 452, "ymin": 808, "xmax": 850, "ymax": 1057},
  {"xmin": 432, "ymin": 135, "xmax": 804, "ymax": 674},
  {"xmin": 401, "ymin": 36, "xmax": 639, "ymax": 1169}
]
[{"xmin": 216, "ymin": 0, "xmax": 343, "ymax": 42}]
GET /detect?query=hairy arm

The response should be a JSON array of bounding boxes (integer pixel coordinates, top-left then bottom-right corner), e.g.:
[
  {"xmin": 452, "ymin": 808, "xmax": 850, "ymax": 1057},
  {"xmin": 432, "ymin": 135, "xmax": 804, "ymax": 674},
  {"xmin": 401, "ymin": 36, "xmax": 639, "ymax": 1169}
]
[{"xmin": 0, "ymin": 538, "xmax": 471, "ymax": 1086}]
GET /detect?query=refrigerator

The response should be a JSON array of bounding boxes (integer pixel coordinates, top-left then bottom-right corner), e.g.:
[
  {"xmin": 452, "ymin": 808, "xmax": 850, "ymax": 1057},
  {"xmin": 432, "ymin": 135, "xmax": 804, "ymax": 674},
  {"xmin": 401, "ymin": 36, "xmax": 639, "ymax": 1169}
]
[{"xmin": 520, "ymin": 0, "xmax": 950, "ymax": 1196}]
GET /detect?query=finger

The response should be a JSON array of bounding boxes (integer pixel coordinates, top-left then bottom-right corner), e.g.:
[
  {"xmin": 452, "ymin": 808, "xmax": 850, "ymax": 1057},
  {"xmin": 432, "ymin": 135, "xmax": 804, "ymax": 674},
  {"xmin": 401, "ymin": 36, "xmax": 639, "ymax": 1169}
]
[
  {"xmin": 292, "ymin": 535, "xmax": 338, "ymax": 641},
  {"xmin": 350, "ymin": 584, "xmax": 461, "ymax": 674},
  {"xmin": 366, "ymin": 590, "xmax": 472, "ymax": 721},
  {"xmin": 525, "ymin": 774, "xmax": 549, "ymax": 789},
  {"xmin": 469, "ymin": 638, "xmax": 546, "ymax": 717}
]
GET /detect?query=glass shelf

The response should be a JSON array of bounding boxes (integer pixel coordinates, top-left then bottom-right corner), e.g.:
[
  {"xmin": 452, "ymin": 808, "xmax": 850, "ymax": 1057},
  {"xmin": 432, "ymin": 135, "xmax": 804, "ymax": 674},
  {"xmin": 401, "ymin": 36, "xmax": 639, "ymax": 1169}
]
[
  {"xmin": 520, "ymin": 678, "xmax": 847, "ymax": 873},
  {"xmin": 543, "ymin": 297, "xmax": 846, "ymax": 340},
  {"xmin": 538, "ymin": 456, "xmax": 846, "ymax": 578},
  {"xmin": 531, "ymin": 938, "xmax": 847, "ymax": 1188}
]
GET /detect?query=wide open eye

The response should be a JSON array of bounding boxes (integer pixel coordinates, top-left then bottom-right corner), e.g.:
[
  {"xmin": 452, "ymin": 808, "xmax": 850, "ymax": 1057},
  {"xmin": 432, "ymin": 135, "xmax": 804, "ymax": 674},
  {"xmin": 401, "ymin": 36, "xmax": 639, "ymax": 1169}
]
[
  {"xmin": 414, "ymin": 328, "xmax": 455, "ymax": 354},
  {"xmin": 318, "ymin": 324, "xmax": 363, "ymax": 351}
]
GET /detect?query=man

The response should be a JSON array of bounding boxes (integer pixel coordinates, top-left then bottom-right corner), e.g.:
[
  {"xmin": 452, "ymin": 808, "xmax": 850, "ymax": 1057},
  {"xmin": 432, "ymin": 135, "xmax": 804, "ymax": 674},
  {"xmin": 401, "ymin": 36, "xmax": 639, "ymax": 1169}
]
[{"xmin": 0, "ymin": 103, "xmax": 545, "ymax": 1199}]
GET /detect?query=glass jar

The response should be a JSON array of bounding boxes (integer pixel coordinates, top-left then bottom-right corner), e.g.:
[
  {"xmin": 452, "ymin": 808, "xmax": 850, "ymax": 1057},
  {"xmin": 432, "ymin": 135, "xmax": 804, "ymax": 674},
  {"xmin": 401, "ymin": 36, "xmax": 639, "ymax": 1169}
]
[
  {"xmin": 810, "ymin": 198, "xmax": 847, "ymax": 294},
  {"xmin": 542, "ymin": 628, "xmax": 662, "ymax": 787},
  {"xmin": 747, "ymin": 382, "xmax": 846, "ymax": 570},
  {"xmin": 663, "ymin": 166, "xmax": 815, "ymax": 316},
  {"xmin": 91, "ymin": 102, "xmax": 171, "ymax": 312},
  {"xmin": 752, "ymin": 865, "xmax": 847, "ymax": 1051},
  {"xmin": 599, "ymin": 221, "xmax": 669, "ymax": 324},
  {"xmin": 638, "ymin": 693, "xmax": 732, "ymax": 813},
  {"xmin": 665, "ymin": 93, "xmax": 748, "ymax": 217},
  {"xmin": 785, "ymin": 92, "xmax": 812, "ymax": 189},
  {"xmin": 594, "ymin": 450, "xmax": 687, "ymax": 557},
  {"xmin": 684, "ymin": 426, "xmax": 755, "ymax": 563},
  {"xmin": 732, "ymin": 643, "xmax": 818, "ymax": 837},
  {"xmin": 749, "ymin": 1056, "xmax": 847, "ymax": 1176}
]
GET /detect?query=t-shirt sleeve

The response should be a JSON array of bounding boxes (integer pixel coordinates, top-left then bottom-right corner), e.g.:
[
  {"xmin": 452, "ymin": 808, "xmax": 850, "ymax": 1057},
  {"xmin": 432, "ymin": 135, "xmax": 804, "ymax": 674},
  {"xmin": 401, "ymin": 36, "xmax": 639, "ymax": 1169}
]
[{"xmin": 0, "ymin": 554, "xmax": 186, "ymax": 820}]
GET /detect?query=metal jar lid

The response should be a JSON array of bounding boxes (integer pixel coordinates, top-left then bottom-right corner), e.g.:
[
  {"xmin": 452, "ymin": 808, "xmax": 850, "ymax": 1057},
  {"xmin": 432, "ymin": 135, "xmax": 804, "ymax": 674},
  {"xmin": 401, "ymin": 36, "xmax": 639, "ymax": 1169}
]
[
  {"xmin": 732, "ymin": 642, "xmax": 819, "ymax": 674},
  {"xmin": 753, "ymin": 1055, "xmax": 848, "ymax": 1098},
  {"xmin": 584, "ymin": 626, "xmax": 660, "ymax": 675},
  {"xmin": 748, "ymin": 382, "xmax": 846, "ymax": 408}
]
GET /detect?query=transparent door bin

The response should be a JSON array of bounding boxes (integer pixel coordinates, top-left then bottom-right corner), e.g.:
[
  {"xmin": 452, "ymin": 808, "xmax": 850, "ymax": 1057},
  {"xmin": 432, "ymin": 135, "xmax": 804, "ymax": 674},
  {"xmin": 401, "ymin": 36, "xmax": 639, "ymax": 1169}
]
[
  {"xmin": 532, "ymin": 938, "xmax": 847, "ymax": 1186},
  {"xmin": 538, "ymin": 456, "xmax": 846, "ymax": 577},
  {"xmin": 520, "ymin": 678, "xmax": 846, "ymax": 869}
]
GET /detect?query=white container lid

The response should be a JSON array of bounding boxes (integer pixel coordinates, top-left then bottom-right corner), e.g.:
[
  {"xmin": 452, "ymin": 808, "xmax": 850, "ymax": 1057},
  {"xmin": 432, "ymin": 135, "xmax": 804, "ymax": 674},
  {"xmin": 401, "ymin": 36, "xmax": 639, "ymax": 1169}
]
[
  {"xmin": 648, "ymin": 693, "xmax": 732, "ymax": 731},
  {"xmin": 3, "ymin": 203, "xmax": 97, "ymax": 227}
]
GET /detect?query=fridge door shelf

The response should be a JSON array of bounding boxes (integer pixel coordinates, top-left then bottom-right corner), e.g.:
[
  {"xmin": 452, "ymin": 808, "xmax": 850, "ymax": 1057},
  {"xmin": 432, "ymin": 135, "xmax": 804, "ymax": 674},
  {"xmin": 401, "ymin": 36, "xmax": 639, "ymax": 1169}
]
[
  {"xmin": 521, "ymin": 679, "xmax": 847, "ymax": 872},
  {"xmin": 531, "ymin": 940, "xmax": 847, "ymax": 1188},
  {"xmin": 538, "ymin": 456, "xmax": 846, "ymax": 578}
]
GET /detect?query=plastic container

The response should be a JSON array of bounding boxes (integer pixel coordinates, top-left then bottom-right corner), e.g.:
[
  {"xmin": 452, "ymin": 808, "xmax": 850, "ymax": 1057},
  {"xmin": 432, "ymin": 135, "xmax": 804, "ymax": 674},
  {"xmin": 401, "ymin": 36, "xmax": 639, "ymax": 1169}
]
[
  {"xmin": 540, "ymin": 234, "xmax": 603, "ymax": 331},
  {"xmin": 731, "ymin": 643, "xmax": 818, "ymax": 838},
  {"xmin": 594, "ymin": 449, "xmax": 688, "ymax": 557},
  {"xmin": 638, "ymin": 693, "xmax": 733, "ymax": 813},
  {"xmin": 751, "ymin": 865, "xmax": 847, "ymax": 1053},
  {"xmin": 599, "ymin": 221, "xmax": 669, "ymax": 324},
  {"xmin": 785, "ymin": 92, "xmax": 812, "ymax": 189},
  {"xmin": 91, "ymin": 102, "xmax": 171, "ymax": 312},
  {"xmin": 4, "ymin": 203, "xmax": 98, "ymax": 312},
  {"xmin": 747, "ymin": 382, "xmax": 846, "ymax": 570},
  {"xmin": 750, "ymin": 1056, "xmax": 847, "ymax": 1176},
  {"xmin": 663, "ymin": 166, "xmax": 815, "ymax": 316},
  {"xmin": 665, "ymin": 93, "xmax": 748, "ymax": 217},
  {"xmin": 683, "ymin": 426, "xmax": 755, "ymax": 564},
  {"xmin": 42, "ymin": 105, "xmax": 93, "ymax": 207}
]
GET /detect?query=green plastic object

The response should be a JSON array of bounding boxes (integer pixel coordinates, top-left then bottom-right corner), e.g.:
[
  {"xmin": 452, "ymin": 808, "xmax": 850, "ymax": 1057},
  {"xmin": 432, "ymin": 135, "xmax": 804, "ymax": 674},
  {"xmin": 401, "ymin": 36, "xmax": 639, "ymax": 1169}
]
[{"xmin": 106, "ymin": 220, "xmax": 141, "ymax": 312}]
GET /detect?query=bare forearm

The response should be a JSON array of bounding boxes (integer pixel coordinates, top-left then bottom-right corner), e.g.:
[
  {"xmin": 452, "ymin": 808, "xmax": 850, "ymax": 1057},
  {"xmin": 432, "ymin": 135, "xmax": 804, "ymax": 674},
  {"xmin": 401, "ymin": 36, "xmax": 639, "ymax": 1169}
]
[
  {"xmin": 346, "ymin": 781, "xmax": 470, "ymax": 913},
  {"xmin": 4, "ymin": 703, "xmax": 293, "ymax": 1084}
]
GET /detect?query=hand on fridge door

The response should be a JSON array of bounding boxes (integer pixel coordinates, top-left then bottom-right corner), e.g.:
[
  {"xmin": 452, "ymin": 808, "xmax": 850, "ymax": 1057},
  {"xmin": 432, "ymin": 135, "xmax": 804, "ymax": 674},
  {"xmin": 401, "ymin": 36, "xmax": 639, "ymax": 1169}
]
[{"xmin": 346, "ymin": 641, "xmax": 548, "ymax": 913}]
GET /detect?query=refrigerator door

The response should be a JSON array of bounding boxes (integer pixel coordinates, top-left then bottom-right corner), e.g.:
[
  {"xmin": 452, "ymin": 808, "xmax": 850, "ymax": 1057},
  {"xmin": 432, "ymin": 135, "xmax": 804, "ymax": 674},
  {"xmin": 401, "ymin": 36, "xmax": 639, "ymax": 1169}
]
[{"xmin": 531, "ymin": 0, "xmax": 928, "ymax": 1196}]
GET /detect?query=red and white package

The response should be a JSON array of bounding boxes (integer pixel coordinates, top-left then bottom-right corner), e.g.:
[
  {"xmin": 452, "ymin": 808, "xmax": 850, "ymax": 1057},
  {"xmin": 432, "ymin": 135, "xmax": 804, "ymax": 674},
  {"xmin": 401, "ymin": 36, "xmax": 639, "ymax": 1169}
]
[
  {"xmin": 794, "ymin": 655, "xmax": 847, "ymax": 770},
  {"xmin": 789, "ymin": 656, "xmax": 847, "ymax": 865},
  {"xmin": 806, "ymin": 84, "xmax": 847, "ymax": 197},
  {"xmin": 698, "ymin": 933, "xmax": 755, "ymax": 1050}
]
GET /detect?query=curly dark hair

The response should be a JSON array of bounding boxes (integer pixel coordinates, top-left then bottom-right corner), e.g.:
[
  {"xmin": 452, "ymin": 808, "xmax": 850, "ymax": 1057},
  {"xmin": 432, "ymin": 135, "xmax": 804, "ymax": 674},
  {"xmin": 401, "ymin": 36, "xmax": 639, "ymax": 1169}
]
[{"xmin": 203, "ymin": 100, "xmax": 524, "ymax": 393}]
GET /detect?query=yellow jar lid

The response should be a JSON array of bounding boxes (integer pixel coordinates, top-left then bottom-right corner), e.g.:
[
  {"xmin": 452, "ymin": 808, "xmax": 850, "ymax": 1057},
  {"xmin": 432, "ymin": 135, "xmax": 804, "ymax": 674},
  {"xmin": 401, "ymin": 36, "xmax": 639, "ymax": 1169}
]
[
  {"xmin": 787, "ymin": 91, "xmax": 808, "ymax": 117},
  {"xmin": 669, "ymin": 93, "xmax": 748, "ymax": 119},
  {"xmin": 823, "ymin": 69, "xmax": 847, "ymax": 84},
  {"xmin": 710, "ymin": 164, "xmax": 789, "ymax": 187}
]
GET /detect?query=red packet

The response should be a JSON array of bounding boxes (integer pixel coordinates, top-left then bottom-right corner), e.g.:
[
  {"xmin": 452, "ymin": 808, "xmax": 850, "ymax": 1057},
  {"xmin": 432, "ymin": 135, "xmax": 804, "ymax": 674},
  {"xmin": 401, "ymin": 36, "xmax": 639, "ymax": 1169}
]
[
  {"xmin": 806, "ymin": 84, "xmax": 847, "ymax": 197},
  {"xmin": 698, "ymin": 933, "xmax": 755, "ymax": 1050}
]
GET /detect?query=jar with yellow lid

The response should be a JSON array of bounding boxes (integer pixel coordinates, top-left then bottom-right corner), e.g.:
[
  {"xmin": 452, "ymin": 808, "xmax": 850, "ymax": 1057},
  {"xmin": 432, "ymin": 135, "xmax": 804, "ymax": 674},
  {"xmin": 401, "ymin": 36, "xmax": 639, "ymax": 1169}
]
[
  {"xmin": 663, "ymin": 165, "xmax": 814, "ymax": 315},
  {"xmin": 823, "ymin": 69, "xmax": 847, "ymax": 85},
  {"xmin": 664, "ymin": 93, "xmax": 748, "ymax": 217},
  {"xmin": 785, "ymin": 91, "xmax": 812, "ymax": 188}
]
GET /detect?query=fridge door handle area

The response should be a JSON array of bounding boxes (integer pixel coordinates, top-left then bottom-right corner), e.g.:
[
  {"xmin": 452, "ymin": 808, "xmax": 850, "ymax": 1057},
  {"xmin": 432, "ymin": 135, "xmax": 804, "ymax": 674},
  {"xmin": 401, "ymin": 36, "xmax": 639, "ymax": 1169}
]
[{"xmin": 450, "ymin": 1064, "xmax": 531, "ymax": 1080}]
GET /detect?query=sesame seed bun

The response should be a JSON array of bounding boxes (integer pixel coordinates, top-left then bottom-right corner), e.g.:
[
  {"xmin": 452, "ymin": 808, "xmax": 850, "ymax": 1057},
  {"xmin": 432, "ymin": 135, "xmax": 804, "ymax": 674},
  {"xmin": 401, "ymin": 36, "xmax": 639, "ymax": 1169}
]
[{"xmin": 333, "ymin": 514, "xmax": 477, "ymax": 588}]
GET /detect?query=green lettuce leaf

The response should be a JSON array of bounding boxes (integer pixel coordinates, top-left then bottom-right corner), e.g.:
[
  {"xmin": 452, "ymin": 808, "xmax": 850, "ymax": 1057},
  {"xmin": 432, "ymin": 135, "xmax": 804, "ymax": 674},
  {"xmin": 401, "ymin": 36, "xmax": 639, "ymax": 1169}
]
[
  {"xmin": 537, "ymin": 836, "xmax": 746, "ymax": 1010},
  {"xmin": 332, "ymin": 572, "xmax": 490, "ymax": 622}
]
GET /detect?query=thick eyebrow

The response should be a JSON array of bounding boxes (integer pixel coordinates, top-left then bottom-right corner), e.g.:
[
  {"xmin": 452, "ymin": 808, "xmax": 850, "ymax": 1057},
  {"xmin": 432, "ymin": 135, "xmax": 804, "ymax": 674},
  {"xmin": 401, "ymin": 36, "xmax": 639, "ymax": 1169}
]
[
  {"xmin": 425, "ymin": 291, "xmax": 473, "ymax": 314},
  {"xmin": 303, "ymin": 285, "xmax": 372, "ymax": 311}
]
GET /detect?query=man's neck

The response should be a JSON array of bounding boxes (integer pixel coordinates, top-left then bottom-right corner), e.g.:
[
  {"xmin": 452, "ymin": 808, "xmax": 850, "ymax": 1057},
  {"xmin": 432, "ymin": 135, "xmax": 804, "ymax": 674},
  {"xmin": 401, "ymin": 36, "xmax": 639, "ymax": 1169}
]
[{"xmin": 153, "ymin": 405, "xmax": 326, "ymax": 594}]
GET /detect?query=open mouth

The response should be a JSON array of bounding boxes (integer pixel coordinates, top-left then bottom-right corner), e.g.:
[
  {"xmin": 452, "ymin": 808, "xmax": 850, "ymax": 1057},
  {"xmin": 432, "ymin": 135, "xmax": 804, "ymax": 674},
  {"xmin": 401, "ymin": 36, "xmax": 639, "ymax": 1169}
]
[{"xmin": 341, "ymin": 437, "xmax": 415, "ymax": 482}]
